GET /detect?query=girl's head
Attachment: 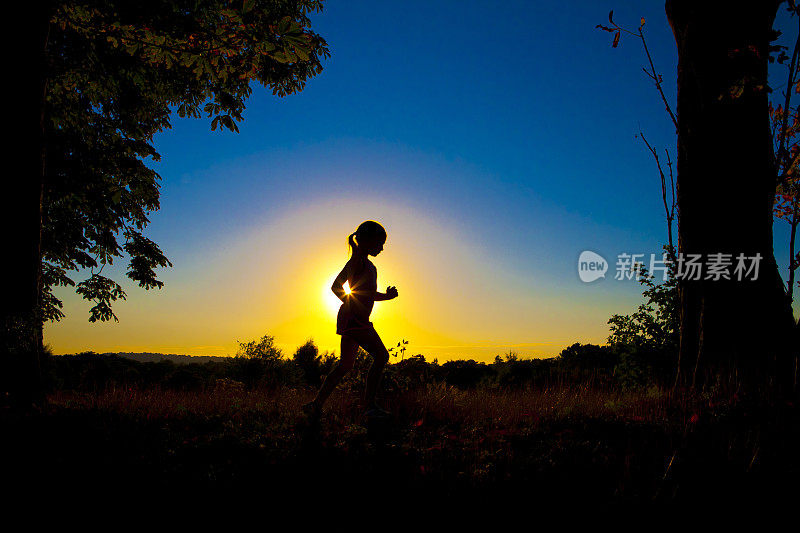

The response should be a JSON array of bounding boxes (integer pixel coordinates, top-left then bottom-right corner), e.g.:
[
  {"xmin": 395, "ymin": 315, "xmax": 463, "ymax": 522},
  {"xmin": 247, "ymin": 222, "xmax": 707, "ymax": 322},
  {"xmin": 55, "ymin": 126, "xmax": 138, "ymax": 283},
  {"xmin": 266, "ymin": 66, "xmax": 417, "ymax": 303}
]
[{"xmin": 349, "ymin": 220, "xmax": 387, "ymax": 257}]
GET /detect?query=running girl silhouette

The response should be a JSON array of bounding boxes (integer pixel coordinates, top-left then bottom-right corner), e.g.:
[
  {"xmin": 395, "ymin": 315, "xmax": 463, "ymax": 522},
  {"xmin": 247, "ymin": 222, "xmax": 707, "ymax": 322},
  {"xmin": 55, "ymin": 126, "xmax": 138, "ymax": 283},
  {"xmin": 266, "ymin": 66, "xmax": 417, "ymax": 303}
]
[{"xmin": 303, "ymin": 220, "xmax": 398, "ymax": 418}]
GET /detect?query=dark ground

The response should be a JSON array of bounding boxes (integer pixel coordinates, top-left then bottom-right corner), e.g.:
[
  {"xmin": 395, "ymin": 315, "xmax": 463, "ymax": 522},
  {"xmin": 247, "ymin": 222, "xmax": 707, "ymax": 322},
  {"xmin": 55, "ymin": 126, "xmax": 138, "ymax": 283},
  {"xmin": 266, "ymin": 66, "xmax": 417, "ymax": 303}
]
[{"xmin": 3, "ymin": 385, "xmax": 799, "ymax": 507}]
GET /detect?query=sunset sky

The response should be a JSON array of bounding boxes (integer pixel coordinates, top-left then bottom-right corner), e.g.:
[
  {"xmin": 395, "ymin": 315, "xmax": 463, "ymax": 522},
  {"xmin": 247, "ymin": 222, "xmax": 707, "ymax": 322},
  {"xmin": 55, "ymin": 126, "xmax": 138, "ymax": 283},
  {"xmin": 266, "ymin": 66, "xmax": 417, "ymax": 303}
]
[{"xmin": 45, "ymin": 1, "xmax": 800, "ymax": 362}]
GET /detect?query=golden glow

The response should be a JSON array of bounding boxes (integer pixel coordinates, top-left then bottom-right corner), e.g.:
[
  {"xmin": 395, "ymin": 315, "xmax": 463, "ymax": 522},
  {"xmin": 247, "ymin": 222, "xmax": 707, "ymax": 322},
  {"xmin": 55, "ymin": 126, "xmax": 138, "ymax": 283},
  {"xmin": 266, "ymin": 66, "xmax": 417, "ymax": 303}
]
[
  {"xmin": 343, "ymin": 281, "xmax": 352, "ymax": 295},
  {"xmin": 45, "ymin": 197, "xmax": 611, "ymax": 362}
]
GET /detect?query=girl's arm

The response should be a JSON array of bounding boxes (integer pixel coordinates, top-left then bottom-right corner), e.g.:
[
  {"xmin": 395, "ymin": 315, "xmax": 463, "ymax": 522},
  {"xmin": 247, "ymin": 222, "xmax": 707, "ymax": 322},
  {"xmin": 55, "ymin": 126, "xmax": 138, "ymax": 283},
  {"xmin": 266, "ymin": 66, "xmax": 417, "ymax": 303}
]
[
  {"xmin": 374, "ymin": 286, "xmax": 398, "ymax": 301},
  {"xmin": 331, "ymin": 262, "xmax": 350, "ymax": 302}
]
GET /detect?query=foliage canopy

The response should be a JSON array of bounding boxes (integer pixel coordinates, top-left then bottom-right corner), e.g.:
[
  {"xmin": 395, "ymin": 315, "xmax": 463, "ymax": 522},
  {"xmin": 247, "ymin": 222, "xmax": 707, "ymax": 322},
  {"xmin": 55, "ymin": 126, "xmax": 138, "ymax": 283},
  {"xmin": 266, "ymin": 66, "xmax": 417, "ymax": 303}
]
[{"xmin": 43, "ymin": 0, "xmax": 329, "ymax": 322}]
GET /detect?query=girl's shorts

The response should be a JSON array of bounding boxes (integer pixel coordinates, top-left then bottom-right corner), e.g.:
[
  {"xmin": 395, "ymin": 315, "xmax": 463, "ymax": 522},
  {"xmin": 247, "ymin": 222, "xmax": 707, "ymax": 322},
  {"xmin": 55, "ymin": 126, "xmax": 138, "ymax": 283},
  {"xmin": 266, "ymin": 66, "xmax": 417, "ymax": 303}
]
[{"xmin": 336, "ymin": 306, "xmax": 375, "ymax": 336}]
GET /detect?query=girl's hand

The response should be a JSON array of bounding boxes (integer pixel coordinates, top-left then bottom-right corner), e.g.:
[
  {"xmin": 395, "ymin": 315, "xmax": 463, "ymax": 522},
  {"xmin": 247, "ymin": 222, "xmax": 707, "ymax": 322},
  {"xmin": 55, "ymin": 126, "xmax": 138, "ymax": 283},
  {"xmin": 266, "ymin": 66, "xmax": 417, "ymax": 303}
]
[{"xmin": 386, "ymin": 286, "xmax": 398, "ymax": 299}]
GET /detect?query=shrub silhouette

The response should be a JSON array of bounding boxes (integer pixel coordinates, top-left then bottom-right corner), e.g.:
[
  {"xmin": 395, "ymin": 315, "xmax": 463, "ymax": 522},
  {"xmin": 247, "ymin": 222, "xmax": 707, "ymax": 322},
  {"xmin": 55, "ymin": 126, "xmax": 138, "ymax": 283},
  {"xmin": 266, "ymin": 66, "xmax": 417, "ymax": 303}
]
[
  {"xmin": 607, "ymin": 255, "xmax": 679, "ymax": 388},
  {"xmin": 292, "ymin": 339, "xmax": 336, "ymax": 386},
  {"xmin": 230, "ymin": 334, "xmax": 288, "ymax": 389},
  {"xmin": 441, "ymin": 359, "xmax": 494, "ymax": 389}
]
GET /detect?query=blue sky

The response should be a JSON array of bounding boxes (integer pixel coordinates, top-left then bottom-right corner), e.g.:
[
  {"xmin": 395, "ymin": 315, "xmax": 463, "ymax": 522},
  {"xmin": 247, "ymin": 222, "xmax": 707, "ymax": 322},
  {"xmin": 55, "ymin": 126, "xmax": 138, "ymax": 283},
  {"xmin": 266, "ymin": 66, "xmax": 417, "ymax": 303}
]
[
  {"xmin": 46, "ymin": 1, "xmax": 800, "ymax": 359},
  {"xmin": 154, "ymin": 0, "xmax": 684, "ymax": 284}
]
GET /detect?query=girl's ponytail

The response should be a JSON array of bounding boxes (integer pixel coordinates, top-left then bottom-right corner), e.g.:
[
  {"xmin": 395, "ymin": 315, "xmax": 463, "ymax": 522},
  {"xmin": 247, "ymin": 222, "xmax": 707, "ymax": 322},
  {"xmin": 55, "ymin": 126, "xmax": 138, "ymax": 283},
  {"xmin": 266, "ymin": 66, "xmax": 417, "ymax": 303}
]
[{"xmin": 348, "ymin": 231, "xmax": 358, "ymax": 255}]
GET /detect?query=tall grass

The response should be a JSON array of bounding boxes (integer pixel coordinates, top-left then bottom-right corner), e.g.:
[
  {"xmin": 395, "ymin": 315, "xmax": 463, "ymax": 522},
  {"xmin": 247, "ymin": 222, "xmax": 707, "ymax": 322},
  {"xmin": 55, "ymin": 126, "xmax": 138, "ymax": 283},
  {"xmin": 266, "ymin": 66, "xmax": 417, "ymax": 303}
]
[
  {"xmin": 22, "ymin": 379, "xmax": 797, "ymax": 503},
  {"xmin": 46, "ymin": 380, "xmax": 719, "ymax": 428}
]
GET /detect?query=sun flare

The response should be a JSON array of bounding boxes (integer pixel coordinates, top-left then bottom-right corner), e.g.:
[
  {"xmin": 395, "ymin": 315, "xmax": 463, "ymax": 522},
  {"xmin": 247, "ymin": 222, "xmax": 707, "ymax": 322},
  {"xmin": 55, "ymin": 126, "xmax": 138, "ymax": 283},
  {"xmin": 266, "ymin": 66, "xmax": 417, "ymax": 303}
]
[{"xmin": 324, "ymin": 278, "xmax": 350, "ymax": 315}]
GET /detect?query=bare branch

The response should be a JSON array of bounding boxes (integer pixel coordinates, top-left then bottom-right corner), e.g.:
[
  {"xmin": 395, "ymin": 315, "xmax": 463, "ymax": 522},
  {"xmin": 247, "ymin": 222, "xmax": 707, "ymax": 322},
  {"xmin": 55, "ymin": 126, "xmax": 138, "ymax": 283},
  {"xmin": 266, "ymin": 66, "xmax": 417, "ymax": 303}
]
[
  {"xmin": 665, "ymin": 147, "xmax": 676, "ymax": 221},
  {"xmin": 639, "ymin": 130, "xmax": 676, "ymax": 258},
  {"xmin": 638, "ymin": 27, "xmax": 678, "ymax": 132}
]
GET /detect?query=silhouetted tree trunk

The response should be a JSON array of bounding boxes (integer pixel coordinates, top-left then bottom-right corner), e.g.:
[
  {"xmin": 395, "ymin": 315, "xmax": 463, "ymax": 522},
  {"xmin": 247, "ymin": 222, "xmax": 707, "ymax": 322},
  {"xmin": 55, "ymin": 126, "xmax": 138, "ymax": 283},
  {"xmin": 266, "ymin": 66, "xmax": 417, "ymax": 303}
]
[
  {"xmin": 666, "ymin": 0, "xmax": 799, "ymax": 389},
  {"xmin": 2, "ymin": 4, "xmax": 50, "ymax": 407}
]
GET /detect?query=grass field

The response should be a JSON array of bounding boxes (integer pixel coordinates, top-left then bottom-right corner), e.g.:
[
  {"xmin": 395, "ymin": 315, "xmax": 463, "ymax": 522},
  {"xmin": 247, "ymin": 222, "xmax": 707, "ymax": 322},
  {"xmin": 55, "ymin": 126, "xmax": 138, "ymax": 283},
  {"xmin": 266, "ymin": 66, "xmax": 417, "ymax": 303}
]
[{"xmin": 5, "ymin": 381, "xmax": 798, "ymax": 505}]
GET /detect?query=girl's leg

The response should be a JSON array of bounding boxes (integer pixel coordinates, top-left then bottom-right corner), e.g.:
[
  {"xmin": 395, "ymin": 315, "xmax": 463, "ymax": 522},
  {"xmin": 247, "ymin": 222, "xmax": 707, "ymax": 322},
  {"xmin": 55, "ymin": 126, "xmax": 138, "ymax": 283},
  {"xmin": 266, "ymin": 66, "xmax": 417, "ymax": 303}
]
[
  {"xmin": 359, "ymin": 329, "xmax": 390, "ymax": 408},
  {"xmin": 311, "ymin": 335, "xmax": 358, "ymax": 409}
]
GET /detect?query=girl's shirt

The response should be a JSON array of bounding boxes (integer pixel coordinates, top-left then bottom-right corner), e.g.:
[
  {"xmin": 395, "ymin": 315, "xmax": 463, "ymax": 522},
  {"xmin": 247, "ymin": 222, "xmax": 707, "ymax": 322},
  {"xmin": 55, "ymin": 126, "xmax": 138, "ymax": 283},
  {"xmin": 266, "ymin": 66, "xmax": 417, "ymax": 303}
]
[{"xmin": 343, "ymin": 256, "xmax": 378, "ymax": 319}]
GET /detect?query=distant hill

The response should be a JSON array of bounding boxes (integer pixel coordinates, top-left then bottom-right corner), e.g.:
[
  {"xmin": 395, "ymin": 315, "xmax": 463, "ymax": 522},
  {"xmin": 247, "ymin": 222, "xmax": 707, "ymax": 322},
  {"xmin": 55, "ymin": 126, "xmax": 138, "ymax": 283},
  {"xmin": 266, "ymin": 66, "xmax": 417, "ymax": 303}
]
[{"xmin": 59, "ymin": 352, "xmax": 231, "ymax": 365}]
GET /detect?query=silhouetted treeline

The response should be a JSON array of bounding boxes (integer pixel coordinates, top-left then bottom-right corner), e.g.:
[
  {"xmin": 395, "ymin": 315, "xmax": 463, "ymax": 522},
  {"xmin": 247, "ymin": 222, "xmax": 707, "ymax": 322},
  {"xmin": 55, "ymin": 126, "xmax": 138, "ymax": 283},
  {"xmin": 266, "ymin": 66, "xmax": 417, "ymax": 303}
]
[
  {"xmin": 44, "ymin": 338, "xmax": 676, "ymax": 393},
  {"xmin": 101, "ymin": 352, "xmax": 230, "ymax": 365}
]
